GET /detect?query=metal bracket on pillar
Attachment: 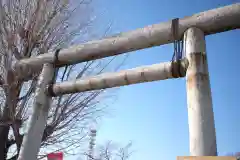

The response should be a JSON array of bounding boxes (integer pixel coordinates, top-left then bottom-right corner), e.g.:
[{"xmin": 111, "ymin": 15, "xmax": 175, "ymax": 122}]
[
  {"xmin": 17, "ymin": 63, "xmax": 55, "ymax": 160},
  {"xmin": 184, "ymin": 27, "xmax": 217, "ymax": 156}
]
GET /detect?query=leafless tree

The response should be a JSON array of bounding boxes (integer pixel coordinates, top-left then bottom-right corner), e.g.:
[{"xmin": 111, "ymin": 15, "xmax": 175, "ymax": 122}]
[
  {"xmin": 83, "ymin": 141, "xmax": 133, "ymax": 160},
  {"xmin": 0, "ymin": 0, "xmax": 126, "ymax": 159}
]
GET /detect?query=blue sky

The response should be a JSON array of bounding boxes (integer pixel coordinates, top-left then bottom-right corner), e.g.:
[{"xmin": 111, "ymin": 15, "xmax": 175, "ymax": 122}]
[{"xmin": 72, "ymin": 0, "xmax": 240, "ymax": 160}]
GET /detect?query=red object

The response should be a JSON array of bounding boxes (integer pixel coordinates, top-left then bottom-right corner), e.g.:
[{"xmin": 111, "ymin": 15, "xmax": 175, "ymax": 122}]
[{"xmin": 47, "ymin": 152, "xmax": 63, "ymax": 160}]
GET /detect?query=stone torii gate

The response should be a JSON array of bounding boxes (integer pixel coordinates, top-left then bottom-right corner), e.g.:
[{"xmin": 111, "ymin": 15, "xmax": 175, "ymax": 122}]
[{"xmin": 14, "ymin": 3, "xmax": 240, "ymax": 160}]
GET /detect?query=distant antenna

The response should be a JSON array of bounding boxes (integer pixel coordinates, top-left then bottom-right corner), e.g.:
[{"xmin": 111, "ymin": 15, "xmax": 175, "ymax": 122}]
[{"xmin": 88, "ymin": 128, "xmax": 97, "ymax": 160}]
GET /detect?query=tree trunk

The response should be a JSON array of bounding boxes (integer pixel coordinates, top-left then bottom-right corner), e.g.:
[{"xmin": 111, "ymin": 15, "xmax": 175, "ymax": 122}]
[
  {"xmin": 0, "ymin": 125, "xmax": 10, "ymax": 160},
  {"xmin": 0, "ymin": 70, "xmax": 22, "ymax": 160}
]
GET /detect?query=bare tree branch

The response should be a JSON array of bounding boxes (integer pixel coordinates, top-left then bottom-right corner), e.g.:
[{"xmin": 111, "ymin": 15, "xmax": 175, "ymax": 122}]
[
  {"xmin": 83, "ymin": 141, "xmax": 133, "ymax": 160},
  {"xmin": 0, "ymin": 0, "xmax": 125, "ymax": 159}
]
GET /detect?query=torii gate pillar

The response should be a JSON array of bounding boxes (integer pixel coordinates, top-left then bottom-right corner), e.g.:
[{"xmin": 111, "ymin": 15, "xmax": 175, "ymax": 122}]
[{"xmin": 185, "ymin": 27, "xmax": 217, "ymax": 156}]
